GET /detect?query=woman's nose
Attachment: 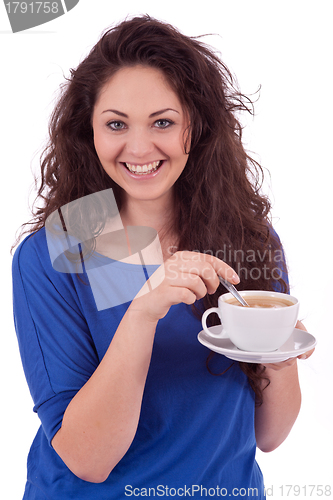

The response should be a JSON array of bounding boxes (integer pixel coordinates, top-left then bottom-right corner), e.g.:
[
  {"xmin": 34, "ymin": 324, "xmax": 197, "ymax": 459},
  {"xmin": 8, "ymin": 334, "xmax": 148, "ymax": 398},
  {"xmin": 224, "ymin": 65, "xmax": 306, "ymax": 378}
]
[{"xmin": 125, "ymin": 129, "xmax": 155, "ymax": 158}]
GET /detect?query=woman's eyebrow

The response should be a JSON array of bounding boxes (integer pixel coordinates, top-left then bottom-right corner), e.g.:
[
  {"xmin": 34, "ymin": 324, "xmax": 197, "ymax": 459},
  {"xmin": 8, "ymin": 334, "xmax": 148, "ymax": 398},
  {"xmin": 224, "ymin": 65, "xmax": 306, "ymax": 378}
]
[
  {"xmin": 101, "ymin": 108, "xmax": 180, "ymax": 117},
  {"xmin": 149, "ymin": 108, "xmax": 180, "ymax": 117},
  {"xmin": 102, "ymin": 109, "xmax": 128, "ymax": 117}
]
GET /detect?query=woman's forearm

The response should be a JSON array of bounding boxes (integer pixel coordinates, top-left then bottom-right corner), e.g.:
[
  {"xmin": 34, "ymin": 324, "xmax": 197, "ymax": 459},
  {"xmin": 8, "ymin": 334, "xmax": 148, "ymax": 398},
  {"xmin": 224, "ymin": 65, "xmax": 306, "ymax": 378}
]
[
  {"xmin": 255, "ymin": 360, "xmax": 301, "ymax": 452},
  {"xmin": 51, "ymin": 252, "xmax": 239, "ymax": 482},
  {"xmin": 51, "ymin": 301, "xmax": 158, "ymax": 483}
]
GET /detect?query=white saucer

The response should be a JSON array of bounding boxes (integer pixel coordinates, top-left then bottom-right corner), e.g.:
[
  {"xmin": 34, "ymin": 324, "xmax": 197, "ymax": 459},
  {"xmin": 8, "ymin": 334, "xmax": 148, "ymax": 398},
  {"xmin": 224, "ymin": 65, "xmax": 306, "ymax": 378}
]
[{"xmin": 198, "ymin": 326, "xmax": 317, "ymax": 363}]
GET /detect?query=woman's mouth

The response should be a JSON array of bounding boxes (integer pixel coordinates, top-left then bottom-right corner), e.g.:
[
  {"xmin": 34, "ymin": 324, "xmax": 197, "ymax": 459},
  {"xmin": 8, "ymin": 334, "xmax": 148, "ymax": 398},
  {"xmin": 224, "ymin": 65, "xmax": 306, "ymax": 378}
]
[{"xmin": 123, "ymin": 160, "xmax": 164, "ymax": 175}]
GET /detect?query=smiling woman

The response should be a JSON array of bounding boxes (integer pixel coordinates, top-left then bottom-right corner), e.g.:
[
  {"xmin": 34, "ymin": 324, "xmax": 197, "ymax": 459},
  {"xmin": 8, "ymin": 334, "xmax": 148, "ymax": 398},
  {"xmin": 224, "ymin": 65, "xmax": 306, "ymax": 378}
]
[
  {"xmin": 91, "ymin": 65, "xmax": 190, "ymax": 213},
  {"xmin": 12, "ymin": 14, "xmax": 312, "ymax": 500}
]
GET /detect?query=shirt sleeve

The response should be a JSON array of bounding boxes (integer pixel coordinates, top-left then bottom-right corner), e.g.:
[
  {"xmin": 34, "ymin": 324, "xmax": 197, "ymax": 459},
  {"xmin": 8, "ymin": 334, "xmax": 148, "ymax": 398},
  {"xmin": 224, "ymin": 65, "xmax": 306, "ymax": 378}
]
[{"xmin": 12, "ymin": 230, "xmax": 100, "ymax": 445}]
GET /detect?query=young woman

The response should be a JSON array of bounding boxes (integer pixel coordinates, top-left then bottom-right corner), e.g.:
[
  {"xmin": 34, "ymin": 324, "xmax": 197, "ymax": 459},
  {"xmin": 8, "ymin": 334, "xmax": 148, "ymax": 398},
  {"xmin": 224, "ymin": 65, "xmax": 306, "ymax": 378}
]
[{"xmin": 12, "ymin": 15, "xmax": 313, "ymax": 500}]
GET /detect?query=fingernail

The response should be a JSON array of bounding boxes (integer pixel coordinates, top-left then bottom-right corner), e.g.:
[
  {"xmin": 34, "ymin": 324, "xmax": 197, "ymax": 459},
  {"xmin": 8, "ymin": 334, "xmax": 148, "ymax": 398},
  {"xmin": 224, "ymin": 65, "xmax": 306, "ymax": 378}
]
[{"xmin": 232, "ymin": 274, "xmax": 240, "ymax": 284}]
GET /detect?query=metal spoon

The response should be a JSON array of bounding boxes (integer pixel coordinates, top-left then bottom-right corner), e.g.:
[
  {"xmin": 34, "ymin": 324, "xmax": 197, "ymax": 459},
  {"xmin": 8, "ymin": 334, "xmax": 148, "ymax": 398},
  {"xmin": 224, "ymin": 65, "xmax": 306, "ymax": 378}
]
[{"xmin": 218, "ymin": 276, "xmax": 250, "ymax": 307}]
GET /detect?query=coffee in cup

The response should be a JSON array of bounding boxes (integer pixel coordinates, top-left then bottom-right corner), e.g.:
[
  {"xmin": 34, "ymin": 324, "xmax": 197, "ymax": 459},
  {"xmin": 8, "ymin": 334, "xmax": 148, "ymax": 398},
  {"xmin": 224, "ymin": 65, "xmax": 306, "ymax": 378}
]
[
  {"xmin": 225, "ymin": 295, "xmax": 294, "ymax": 308},
  {"xmin": 201, "ymin": 290, "xmax": 299, "ymax": 352}
]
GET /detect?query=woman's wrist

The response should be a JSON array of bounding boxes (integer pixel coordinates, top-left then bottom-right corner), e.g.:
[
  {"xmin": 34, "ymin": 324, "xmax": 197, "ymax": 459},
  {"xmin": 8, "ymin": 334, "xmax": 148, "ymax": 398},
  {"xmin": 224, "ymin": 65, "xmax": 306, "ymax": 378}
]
[{"xmin": 126, "ymin": 296, "xmax": 159, "ymax": 325}]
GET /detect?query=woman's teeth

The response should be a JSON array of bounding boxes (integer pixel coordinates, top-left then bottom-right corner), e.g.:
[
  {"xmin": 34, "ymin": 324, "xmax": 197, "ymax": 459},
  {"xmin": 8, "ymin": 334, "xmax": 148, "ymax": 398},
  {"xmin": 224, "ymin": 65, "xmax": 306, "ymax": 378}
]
[{"xmin": 125, "ymin": 160, "xmax": 162, "ymax": 174}]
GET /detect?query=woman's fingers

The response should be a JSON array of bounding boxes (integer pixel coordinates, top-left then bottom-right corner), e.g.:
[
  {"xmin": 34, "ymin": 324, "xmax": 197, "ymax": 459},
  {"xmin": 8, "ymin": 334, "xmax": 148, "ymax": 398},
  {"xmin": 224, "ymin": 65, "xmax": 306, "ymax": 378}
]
[
  {"xmin": 295, "ymin": 320, "xmax": 307, "ymax": 331},
  {"xmin": 169, "ymin": 272, "xmax": 211, "ymax": 300},
  {"xmin": 198, "ymin": 252, "xmax": 240, "ymax": 285},
  {"xmin": 133, "ymin": 251, "xmax": 239, "ymax": 321},
  {"xmin": 167, "ymin": 251, "xmax": 239, "ymax": 295},
  {"xmin": 297, "ymin": 348, "xmax": 315, "ymax": 360},
  {"xmin": 293, "ymin": 321, "xmax": 315, "ymax": 359}
]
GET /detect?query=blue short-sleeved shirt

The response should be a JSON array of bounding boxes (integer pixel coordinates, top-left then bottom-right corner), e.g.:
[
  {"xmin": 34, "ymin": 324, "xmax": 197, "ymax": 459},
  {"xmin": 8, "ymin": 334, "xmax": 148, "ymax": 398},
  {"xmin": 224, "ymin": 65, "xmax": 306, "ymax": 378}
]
[{"xmin": 12, "ymin": 228, "xmax": 271, "ymax": 499}]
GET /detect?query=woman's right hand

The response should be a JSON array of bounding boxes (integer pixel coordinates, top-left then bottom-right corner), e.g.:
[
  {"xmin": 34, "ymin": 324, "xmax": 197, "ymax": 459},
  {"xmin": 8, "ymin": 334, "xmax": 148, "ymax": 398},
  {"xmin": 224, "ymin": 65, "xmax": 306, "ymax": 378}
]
[
  {"xmin": 52, "ymin": 251, "xmax": 239, "ymax": 483},
  {"xmin": 132, "ymin": 251, "xmax": 240, "ymax": 323}
]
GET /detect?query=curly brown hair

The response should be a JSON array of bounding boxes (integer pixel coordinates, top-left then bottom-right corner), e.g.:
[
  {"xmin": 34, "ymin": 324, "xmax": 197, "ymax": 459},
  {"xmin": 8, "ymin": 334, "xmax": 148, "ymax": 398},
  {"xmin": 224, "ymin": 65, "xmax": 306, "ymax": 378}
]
[{"xmin": 19, "ymin": 15, "xmax": 288, "ymax": 404}]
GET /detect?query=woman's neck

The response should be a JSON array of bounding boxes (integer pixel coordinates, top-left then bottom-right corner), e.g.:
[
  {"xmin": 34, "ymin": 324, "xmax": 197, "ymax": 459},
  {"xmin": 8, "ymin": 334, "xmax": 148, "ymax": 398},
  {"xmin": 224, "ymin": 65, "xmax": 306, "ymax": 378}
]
[{"xmin": 120, "ymin": 195, "xmax": 178, "ymax": 259}]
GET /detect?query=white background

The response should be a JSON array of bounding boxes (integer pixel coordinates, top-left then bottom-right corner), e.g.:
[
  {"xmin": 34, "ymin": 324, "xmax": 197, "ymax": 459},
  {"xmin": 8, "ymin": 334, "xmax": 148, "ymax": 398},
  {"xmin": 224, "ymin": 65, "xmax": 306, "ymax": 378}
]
[{"xmin": 1, "ymin": 1, "xmax": 332, "ymax": 498}]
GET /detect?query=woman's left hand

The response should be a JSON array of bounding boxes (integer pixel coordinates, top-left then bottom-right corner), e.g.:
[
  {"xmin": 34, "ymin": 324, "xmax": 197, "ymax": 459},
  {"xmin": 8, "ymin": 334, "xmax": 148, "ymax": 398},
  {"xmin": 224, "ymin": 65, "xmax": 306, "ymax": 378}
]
[{"xmin": 261, "ymin": 320, "xmax": 315, "ymax": 371}]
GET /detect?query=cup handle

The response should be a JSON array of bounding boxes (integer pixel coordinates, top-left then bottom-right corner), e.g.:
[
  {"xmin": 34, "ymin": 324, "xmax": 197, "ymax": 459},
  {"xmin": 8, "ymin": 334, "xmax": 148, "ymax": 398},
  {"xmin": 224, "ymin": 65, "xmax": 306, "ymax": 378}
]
[{"xmin": 201, "ymin": 307, "xmax": 225, "ymax": 338}]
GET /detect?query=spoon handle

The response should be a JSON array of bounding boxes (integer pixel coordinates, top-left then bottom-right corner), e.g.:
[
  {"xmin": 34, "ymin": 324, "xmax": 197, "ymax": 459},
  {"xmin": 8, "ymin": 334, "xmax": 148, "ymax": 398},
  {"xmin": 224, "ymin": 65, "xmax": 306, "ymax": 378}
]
[{"xmin": 218, "ymin": 276, "xmax": 249, "ymax": 307}]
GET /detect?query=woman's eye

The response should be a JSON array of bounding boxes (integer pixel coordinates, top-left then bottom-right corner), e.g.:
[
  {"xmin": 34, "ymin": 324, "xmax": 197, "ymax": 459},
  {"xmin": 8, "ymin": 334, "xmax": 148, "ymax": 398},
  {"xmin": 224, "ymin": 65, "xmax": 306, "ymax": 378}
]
[
  {"xmin": 154, "ymin": 119, "xmax": 174, "ymax": 129},
  {"xmin": 107, "ymin": 121, "xmax": 126, "ymax": 131}
]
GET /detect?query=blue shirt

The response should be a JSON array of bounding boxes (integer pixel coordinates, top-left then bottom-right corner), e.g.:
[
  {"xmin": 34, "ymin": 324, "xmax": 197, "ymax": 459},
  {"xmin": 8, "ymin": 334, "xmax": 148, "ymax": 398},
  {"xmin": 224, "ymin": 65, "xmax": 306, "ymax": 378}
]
[{"xmin": 12, "ymin": 228, "xmax": 266, "ymax": 499}]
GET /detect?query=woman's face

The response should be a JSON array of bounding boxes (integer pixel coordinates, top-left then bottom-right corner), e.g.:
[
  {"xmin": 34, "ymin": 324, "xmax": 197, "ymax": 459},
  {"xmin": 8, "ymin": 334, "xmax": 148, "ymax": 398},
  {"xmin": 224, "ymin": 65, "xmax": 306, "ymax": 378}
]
[{"xmin": 92, "ymin": 65, "xmax": 190, "ymax": 206}]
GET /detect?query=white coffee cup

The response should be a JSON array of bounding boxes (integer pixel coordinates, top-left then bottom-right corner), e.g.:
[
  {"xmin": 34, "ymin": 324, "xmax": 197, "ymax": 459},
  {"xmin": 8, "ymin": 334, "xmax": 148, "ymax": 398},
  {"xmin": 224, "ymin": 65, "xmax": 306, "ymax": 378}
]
[{"xmin": 201, "ymin": 290, "xmax": 299, "ymax": 352}]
